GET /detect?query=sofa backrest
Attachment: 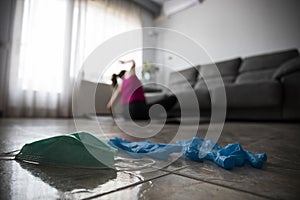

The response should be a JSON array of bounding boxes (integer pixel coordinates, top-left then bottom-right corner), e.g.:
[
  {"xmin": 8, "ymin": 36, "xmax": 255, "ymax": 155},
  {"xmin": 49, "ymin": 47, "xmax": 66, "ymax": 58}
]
[
  {"xmin": 167, "ymin": 49, "xmax": 299, "ymax": 92},
  {"xmin": 168, "ymin": 67, "xmax": 199, "ymax": 93},
  {"xmin": 236, "ymin": 49, "xmax": 299, "ymax": 84},
  {"xmin": 194, "ymin": 58, "xmax": 241, "ymax": 90}
]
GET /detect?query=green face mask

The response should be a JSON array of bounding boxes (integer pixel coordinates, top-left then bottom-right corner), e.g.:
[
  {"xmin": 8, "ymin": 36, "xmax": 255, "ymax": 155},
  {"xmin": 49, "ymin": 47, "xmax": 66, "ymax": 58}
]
[{"xmin": 15, "ymin": 132, "xmax": 117, "ymax": 169}]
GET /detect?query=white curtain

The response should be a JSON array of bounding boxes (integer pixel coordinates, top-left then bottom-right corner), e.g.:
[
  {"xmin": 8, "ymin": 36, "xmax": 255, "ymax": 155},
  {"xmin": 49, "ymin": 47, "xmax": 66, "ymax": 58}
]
[{"xmin": 6, "ymin": 0, "xmax": 142, "ymax": 117}]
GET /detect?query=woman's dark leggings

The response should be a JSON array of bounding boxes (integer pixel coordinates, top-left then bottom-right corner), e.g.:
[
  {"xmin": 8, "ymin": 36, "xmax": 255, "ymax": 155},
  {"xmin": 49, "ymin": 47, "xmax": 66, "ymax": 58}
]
[{"xmin": 123, "ymin": 95, "xmax": 177, "ymax": 120}]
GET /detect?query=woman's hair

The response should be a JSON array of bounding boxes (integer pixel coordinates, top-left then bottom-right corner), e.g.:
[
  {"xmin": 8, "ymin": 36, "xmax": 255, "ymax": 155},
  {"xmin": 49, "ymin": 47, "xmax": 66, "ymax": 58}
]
[{"xmin": 111, "ymin": 70, "xmax": 126, "ymax": 87}]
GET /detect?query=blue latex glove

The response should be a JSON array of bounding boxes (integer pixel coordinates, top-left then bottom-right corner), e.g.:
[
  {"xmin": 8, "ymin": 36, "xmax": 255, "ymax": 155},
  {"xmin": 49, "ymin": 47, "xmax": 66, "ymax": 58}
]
[
  {"xmin": 108, "ymin": 137, "xmax": 267, "ymax": 169},
  {"xmin": 108, "ymin": 137, "xmax": 182, "ymax": 160}
]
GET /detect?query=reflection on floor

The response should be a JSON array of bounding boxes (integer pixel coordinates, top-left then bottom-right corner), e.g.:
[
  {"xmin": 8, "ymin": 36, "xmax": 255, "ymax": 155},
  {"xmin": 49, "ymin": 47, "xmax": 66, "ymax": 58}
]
[{"xmin": 0, "ymin": 118, "xmax": 300, "ymax": 199}]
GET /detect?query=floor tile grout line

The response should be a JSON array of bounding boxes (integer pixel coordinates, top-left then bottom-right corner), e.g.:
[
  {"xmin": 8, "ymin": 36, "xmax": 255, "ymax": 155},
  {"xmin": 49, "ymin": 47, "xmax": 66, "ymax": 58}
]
[
  {"xmin": 80, "ymin": 170, "xmax": 172, "ymax": 200},
  {"xmin": 159, "ymin": 166, "xmax": 274, "ymax": 199},
  {"xmin": 170, "ymin": 171, "xmax": 275, "ymax": 200},
  {"xmin": 152, "ymin": 165, "xmax": 189, "ymax": 173}
]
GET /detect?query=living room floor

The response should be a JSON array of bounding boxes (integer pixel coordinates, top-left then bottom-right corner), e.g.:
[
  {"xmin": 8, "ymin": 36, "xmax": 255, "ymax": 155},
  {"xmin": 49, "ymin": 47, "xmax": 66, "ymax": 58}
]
[{"xmin": 0, "ymin": 118, "xmax": 299, "ymax": 199}]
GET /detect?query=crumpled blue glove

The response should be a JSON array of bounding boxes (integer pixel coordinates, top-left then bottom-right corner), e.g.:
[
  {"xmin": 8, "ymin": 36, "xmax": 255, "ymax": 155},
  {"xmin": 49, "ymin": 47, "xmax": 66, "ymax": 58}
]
[
  {"xmin": 178, "ymin": 137, "xmax": 267, "ymax": 169},
  {"xmin": 108, "ymin": 137, "xmax": 267, "ymax": 170}
]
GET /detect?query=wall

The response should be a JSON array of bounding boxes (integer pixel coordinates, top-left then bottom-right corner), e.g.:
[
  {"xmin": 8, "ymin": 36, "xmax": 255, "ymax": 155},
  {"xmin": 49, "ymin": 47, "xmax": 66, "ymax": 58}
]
[{"xmin": 154, "ymin": 0, "xmax": 300, "ymax": 74}]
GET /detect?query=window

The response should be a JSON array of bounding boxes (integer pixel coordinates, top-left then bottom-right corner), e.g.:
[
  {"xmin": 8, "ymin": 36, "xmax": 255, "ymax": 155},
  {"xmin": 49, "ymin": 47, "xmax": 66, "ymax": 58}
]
[
  {"xmin": 18, "ymin": 0, "xmax": 69, "ymax": 93},
  {"xmin": 18, "ymin": 0, "xmax": 142, "ymax": 93}
]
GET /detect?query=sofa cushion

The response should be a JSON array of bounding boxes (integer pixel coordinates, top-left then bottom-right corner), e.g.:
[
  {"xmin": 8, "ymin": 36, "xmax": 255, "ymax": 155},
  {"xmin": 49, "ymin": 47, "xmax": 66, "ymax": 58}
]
[
  {"xmin": 235, "ymin": 68, "xmax": 276, "ymax": 84},
  {"xmin": 169, "ymin": 66, "xmax": 199, "ymax": 93},
  {"xmin": 239, "ymin": 49, "xmax": 299, "ymax": 73},
  {"xmin": 196, "ymin": 76, "xmax": 236, "ymax": 89},
  {"xmin": 273, "ymin": 56, "xmax": 300, "ymax": 80},
  {"xmin": 212, "ymin": 81, "xmax": 282, "ymax": 108},
  {"xmin": 194, "ymin": 58, "xmax": 241, "ymax": 89}
]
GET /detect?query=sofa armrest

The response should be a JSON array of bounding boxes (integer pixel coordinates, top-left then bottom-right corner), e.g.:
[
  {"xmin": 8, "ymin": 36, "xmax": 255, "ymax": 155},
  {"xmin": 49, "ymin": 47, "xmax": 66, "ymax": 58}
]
[
  {"xmin": 280, "ymin": 71, "xmax": 300, "ymax": 120},
  {"xmin": 273, "ymin": 56, "xmax": 300, "ymax": 80},
  {"xmin": 145, "ymin": 92, "xmax": 168, "ymax": 104},
  {"xmin": 95, "ymin": 83, "xmax": 114, "ymax": 115},
  {"xmin": 74, "ymin": 81, "xmax": 113, "ymax": 116}
]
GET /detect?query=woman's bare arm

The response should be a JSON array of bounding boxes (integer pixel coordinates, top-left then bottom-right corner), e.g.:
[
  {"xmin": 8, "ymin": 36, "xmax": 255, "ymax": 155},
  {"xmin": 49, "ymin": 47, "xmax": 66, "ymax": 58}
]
[
  {"xmin": 120, "ymin": 60, "xmax": 136, "ymax": 75},
  {"xmin": 129, "ymin": 60, "xmax": 136, "ymax": 74},
  {"xmin": 107, "ymin": 84, "xmax": 121, "ymax": 110}
]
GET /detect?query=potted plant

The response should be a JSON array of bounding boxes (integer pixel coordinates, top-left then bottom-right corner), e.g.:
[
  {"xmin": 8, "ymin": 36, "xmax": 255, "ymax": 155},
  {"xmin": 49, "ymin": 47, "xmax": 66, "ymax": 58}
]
[{"xmin": 142, "ymin": 61, "xmax": 159, "ymax": 81}]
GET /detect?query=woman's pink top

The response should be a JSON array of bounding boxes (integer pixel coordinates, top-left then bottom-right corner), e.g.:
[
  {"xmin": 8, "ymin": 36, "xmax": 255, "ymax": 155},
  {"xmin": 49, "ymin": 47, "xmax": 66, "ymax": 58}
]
[{"xmin": 121, "ymin": 75, "xmax": 146, "ymax": 105}]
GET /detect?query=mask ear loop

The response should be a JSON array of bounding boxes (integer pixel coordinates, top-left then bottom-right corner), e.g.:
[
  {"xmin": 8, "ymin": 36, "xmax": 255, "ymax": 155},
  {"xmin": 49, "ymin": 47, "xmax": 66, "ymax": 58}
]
[
  {"xmin": 0, "ymin": 150, "xmax": 156, "ymax": 171},
  {"xmin": 0, "ymin": 149, "xmax": 20, "ymax": 160},
  {"xmin": 114, "ymin": 157, "xmax": 156, "ymax": 171}
]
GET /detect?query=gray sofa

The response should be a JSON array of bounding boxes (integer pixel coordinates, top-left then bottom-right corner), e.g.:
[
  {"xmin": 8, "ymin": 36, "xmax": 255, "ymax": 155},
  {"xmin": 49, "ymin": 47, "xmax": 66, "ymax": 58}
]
[{"xmin": 157, "ymin": 49, "xmax": 300, "ymax": 120}]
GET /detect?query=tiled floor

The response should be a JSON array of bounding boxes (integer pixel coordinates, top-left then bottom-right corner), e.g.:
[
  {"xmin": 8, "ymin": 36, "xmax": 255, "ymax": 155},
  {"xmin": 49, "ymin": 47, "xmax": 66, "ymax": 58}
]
[{"xmin": 0, "ymin": 118, "xmax": 300, "ymax": 199}]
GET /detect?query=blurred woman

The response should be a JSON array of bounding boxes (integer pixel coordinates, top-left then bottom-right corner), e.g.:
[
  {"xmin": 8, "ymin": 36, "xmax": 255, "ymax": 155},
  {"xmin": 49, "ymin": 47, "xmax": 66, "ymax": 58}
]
[{"xmin": 107, "ymin": 60, "xmax": 177, "ymax": 120}]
